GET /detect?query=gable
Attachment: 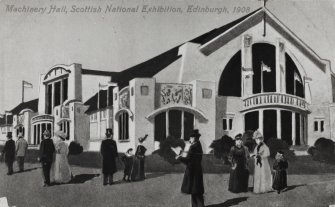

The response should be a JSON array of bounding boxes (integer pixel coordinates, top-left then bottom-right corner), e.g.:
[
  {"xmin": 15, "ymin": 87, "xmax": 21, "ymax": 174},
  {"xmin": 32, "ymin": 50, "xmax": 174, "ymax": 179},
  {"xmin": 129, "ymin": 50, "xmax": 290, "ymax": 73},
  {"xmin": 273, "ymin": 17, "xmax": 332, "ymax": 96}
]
[{"xmin": 199, "ymin": 8, "xmax": 327, "ymax": 71}]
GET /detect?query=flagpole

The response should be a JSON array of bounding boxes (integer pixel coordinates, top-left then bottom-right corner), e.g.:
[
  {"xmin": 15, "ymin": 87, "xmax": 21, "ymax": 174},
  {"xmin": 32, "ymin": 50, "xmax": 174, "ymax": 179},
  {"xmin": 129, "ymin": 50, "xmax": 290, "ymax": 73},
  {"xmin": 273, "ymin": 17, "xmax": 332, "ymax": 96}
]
[
  {"xmin": 22, "ymin": 81, "xmax": 24, "ymax": 103},
  {"xmin": 97, "ymin": 84, "xmax": 100, "ymax": 110},
  {"xmin": 261, "ymin": 62, "xmax": 264, "ymax": 93}
]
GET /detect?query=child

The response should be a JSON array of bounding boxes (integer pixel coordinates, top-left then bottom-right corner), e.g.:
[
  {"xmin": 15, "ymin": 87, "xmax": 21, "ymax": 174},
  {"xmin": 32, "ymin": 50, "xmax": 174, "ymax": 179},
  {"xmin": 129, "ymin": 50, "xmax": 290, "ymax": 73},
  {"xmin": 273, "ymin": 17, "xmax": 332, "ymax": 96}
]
[
  {"xmin": 272, "ymin": 151, "xmax": 288, "ymax": 194},
  {"xmin": 121, "ymin": 148, "xmax": 134, "ymax": 182}
]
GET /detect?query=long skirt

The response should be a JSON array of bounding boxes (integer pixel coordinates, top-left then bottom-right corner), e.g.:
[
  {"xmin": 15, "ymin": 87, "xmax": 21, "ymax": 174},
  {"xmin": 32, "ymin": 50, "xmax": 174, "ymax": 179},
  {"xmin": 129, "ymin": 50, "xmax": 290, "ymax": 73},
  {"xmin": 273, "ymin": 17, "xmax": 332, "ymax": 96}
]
[
  {"xmin": 272, "ymin": 170, "xmax": 287, "ymax": 191},
  {"xmin": 228, "ymin": 167, "xmax": 249, "ymax": 193},
  {"xmin": 130, "ymin": 157, "xmax": 145, "ymax": 181},
  {"xmin": 51, "ymin": 154, "xmax": 72, "ymax": 184}
]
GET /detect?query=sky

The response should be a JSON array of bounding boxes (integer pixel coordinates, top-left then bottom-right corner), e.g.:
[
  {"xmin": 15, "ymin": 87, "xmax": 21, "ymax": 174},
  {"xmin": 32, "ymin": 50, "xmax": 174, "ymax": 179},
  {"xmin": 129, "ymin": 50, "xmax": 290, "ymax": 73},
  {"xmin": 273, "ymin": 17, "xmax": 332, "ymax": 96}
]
[{"xmin": 0, "ymin": 0, "xmax": 335, "ymax": 113}]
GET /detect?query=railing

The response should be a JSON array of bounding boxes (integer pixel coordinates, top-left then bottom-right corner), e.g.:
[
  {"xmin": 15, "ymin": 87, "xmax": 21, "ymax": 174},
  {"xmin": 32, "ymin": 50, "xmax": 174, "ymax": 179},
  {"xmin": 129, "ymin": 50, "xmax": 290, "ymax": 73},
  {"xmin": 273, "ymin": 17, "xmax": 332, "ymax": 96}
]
[
  {"xmin": 243, "ymin": 92, "xmax": 309, "ymax": 111},
  {"xmin": 31, "ymin": 114, "xmax": 54, "ymax": 123}
]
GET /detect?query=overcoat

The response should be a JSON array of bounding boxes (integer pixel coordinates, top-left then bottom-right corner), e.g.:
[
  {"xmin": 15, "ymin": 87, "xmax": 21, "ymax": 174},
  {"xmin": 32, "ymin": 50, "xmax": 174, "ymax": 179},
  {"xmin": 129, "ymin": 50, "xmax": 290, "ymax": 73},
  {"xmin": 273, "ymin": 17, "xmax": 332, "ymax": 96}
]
[
  {"xmin": 253, "ymin": 142, "xmax": 272, "ymax": 193},
  {"xmin": 100, "ymin": 139, "xmax": 118, "ymax": 174},
  {"xmin": 53, "ymin": 141, "xmax": 72, "ymax": 183},
  {"xmin": 179, "ymin": 141, "xmax": 204, "ymax": 195},
  {"xmin": 228, "ymin": 145, "xmax": 250, "ymax": 193},
  {"xmin": 2, "ymin": 139, "xmax": 15, "ymax": 163}
]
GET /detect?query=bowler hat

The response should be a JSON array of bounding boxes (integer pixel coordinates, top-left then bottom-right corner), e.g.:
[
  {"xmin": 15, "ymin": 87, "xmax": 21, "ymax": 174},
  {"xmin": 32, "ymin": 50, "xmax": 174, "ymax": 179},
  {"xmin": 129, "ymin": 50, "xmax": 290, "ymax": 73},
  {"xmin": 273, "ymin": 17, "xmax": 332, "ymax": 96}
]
[
  {"xmin": 6, "ymin": 132, "xmax": 12, "ymax": 138},
  {"xmin": 190, "ymin": 129, "xmax": 201, "ymax": 139},
  {"xmin": 235, "ymin": 133, "xmax": 242, "ymax": 140}
]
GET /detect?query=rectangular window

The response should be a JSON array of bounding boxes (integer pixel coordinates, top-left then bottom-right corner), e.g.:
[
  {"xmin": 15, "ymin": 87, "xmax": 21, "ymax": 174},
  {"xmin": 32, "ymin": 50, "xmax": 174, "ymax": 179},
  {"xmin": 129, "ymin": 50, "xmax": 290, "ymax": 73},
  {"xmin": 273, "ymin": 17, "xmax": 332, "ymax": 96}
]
[
  {"xmin": 202, "ymin": 88, "xmax": 212, "ymax": 99},
  {"xmin": 62, "ymin": 78, "xmax": 68, "ymax": 103},
  {"xmin": 223, "ymin": 119, "xmax": 227, "ymax": 130},
  {"xmin": 229, "ymin": 118, "xmax": 233, "ymax": 130},
  {"xmin": 314, "ymin": 121, "xmax": 318, "ymax": 131},
  {"xmin": 118, "ymin": 112, "xmax": 129, "ymax": 141},
  {"xmin": 47, "ymin": 84, "xmax": 52, "ymax": 114},
  {"xmin": 131, "ymin": 87, "xmax": 134, "ymax": 96},
  {"xmin": 54, "ymin": 81, "xmax": 61, "ymax": 107},
  {"xmin": 320, "ymin": 120, "xmax": 324, "ymax": 132},
  {"xmin": 141, "ymin": 86, "xmax": 149, "ymax": 96}
]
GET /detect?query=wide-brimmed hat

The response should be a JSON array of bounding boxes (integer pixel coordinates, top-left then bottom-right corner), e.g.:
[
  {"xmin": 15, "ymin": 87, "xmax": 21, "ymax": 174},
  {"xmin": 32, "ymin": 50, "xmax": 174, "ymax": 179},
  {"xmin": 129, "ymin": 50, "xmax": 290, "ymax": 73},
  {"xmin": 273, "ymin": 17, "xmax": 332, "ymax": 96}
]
[
  {"xmin": 138, "ymin": 135, "xmax": 148, "ymax": 143},
  {"xmin": 253, "ymin": 130, "xmax": 264, "ymax": 140},
  {"xmin": 43, "ymin": 130, "xmax": 51, "ymax": 137},
  {"xmin": 105, "ymin": 128, "xmax": 113, "ymax": 137},
  {"xmin": 55, "ymin": 130, "xmax": 67, "ymax": 140},
  {"xmin": 6, "ymin": 132, "xmax": 12, "ymax": 138},
  {"xmin": 18, "ymin": 132, "xmax": 24, "ymax": 138},
  {"xmin": 190, "ymin": 129, "xmax": 201, "ymax": 139}
]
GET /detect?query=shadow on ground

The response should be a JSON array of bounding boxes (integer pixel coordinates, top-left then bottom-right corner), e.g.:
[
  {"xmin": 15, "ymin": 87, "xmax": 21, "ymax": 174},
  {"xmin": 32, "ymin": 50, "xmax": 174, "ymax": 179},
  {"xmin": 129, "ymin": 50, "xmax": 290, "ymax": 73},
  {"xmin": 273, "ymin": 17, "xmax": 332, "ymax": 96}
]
[
  {"xmin": 12, "ymin": 167, "xmax": 40, "ymax": 174},
  {"xmin": 70, "ymin": 173, "xmax": 100, "ymax": 184},
  {"xmin": 206, "ymin": 197, "xmax": 248, "ymax": 207}
]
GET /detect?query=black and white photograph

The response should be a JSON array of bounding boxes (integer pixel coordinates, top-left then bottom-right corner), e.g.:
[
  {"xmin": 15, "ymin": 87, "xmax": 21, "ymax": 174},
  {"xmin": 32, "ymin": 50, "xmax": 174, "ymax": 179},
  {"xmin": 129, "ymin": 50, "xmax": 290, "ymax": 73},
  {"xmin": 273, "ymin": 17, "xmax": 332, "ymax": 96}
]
[{"xmin": 1, "ymin": 0, "xmax": 335, "ymax": 206}]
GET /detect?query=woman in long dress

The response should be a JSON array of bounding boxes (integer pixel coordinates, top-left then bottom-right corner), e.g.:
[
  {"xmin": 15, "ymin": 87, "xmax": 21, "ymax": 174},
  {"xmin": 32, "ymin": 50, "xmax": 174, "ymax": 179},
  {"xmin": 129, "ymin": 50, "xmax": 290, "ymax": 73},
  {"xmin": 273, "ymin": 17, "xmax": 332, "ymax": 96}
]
[
  {"xmin": 52, "ymin": 131, "xmax": 72, "ymax": 184},
  {"xmin": 131, "ymin": 135, "xmax": 148, "ymax": 181},
  {"xmin": 228, "ymin": 134, "xmax": 250, "ymax": 193},
  {"xmin": 251, "ymin": 130, "xmax": 272, "ymax": 193}
]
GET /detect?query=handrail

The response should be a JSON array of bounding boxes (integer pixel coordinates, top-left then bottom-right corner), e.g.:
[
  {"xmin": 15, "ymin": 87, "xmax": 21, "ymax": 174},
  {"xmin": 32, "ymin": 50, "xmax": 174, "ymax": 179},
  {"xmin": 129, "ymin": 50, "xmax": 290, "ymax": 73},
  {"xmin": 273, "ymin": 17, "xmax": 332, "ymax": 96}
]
[{"xmin": 243, "ymin": 92, "xmax": 308, "ymax": 111}]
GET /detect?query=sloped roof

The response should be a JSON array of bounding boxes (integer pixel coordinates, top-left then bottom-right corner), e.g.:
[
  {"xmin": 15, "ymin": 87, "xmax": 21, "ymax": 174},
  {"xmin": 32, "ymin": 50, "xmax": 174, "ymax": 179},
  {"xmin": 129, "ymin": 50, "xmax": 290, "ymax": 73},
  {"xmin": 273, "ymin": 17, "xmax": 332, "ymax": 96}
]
[
  {"xmin": 10, "ymin": 99, "xmax": 39, "ymax": 115},
  {"xmin": 84, "ymin": 89, "xmax": 112, "ymax": 114},
  {"xmin": 83, "ymin": 9, "xmax": 263, "ymax": 112}
]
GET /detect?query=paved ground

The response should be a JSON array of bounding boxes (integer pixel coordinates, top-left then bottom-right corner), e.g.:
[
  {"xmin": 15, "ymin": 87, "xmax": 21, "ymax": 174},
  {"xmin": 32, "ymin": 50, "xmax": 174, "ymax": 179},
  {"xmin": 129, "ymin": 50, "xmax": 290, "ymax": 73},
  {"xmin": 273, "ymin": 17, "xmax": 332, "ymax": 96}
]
[{"xmin": 1, "ymin": 162, "xmax": 335, "ymax": 207}]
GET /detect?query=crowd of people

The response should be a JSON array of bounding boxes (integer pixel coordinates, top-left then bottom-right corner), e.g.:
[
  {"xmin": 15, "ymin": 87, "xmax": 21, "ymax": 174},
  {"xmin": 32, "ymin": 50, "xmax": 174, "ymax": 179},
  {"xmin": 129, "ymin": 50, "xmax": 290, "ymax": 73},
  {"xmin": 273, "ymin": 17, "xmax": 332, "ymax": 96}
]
[{"xmin": 0, "ymin": 127, "xmax": 289, "ymax": 207}]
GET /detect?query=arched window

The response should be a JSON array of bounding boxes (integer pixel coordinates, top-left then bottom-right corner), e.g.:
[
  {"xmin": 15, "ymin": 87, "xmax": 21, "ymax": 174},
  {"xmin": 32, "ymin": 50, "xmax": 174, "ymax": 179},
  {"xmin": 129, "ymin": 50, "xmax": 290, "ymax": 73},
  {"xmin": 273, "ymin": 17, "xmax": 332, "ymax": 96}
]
[{"xmin": 118, "ymin": 112, "xmax": 129, "ymax": 141}]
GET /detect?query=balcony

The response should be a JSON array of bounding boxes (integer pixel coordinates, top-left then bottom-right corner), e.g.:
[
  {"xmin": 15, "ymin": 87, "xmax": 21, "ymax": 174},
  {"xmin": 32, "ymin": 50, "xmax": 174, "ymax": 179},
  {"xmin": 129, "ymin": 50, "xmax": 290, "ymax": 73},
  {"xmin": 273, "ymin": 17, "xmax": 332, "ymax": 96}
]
[
  {"xmin": 31, "ymin": 114, "xmax": 54, "ymax": 124},
  {"xmin": 242, "ymin": 92, "xmax": 309, "ymax": 112}
]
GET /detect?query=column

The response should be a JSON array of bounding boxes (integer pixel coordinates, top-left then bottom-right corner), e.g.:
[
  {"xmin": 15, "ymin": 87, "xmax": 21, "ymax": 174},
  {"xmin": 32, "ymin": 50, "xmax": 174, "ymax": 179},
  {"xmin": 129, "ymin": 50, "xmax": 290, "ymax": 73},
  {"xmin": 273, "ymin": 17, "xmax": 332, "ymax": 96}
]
[
  {"xmin": 60, "ymin": 80, "xmax": 63, "ymax": 105},
  {"xmin": 242, "ymin": 114, "xmax": 245, "ymax": 132},
  {"xmin": 39, "ymin": 124, "xmax": 42, "ymax": 145},
  {"xmin": 166, "ymin": 110, "xmax": 169, "ymax": 138},
  {"xmin": 276, "ymin": 40, "xmax": 286, "ymax": 93},
  {"xmin": 300, "ymin": 114, "xmax": 303, "ymax": 145},
  {"xmin": 241, "ymin": 34, "xmax": 253, "ymax": 97},
  {"xmin": 292, "ymin": 112, "xmax": 296, "ymax": 145},
  {"xmin": 277, "ymin": 109, "xmax": 281, "ymax": 139},
  {"xmin": 51, "ymin": 83, "xmax": 55, "ymax": 114},
  {"xmin": 259, "ymin": 109, "xmax": 264, "ymax": 135},
  {"xmin": 181, "ymin": 111, "xmax": 185, "ymax": 139}
]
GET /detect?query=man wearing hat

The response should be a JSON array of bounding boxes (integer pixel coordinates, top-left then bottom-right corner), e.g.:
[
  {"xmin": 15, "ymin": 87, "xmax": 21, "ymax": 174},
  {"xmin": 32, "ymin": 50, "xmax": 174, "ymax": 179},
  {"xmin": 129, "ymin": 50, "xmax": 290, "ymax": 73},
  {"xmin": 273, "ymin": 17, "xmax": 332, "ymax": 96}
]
[
  {"xmin": 16, "ymin": 132, "xmax": 28, "ymax": 172},
  {"xmin": 1, "ymin": 132, "xmax": 15, "ymax": 175},
  {"xmin": 100, "ymin": 128, "xmax": 118, "ymax": 185},
  {"xmin": 176, "ymin": 129, "xmax": 205, "ymax": 207},
  {"xmin": 39, "ymin": 130, "xmax": 55, "ymax": 186}
]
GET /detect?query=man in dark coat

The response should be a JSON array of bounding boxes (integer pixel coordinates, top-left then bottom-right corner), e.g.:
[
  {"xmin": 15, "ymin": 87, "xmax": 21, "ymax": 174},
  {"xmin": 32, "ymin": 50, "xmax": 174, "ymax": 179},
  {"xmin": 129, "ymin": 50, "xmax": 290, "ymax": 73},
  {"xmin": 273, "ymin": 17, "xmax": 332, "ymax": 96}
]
[
  {"xmin": 176, "ymin": 129, "xmax": 205, "ymax": 207},
  {"xmin": 100, "ymin": 128, "xmax": 118, "ymax": 185},
  {"xmin": 39, "ymin": 130, "xmax": 55, "ymax": 187},
  {"xmin": 1, "ymin": 132, "xmax": 15, "ymax": 175}
]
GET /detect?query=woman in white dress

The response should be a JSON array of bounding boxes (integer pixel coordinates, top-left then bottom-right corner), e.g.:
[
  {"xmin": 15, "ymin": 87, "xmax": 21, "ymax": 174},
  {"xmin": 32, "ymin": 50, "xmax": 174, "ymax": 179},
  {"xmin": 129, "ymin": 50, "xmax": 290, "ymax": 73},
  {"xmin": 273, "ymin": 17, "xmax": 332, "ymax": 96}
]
[
  {"xmin": 51, "ymin": 131, "xmax": 72, "ymax": 184},
  {"xmin": 251, "ymin": 130, "xmax": 272, "ymax": 193}
]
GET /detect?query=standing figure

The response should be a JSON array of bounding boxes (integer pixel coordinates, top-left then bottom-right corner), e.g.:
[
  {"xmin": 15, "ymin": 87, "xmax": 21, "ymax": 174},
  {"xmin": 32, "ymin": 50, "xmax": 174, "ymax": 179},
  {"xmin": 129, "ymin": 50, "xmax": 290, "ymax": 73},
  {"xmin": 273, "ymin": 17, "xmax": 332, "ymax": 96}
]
[
  {"xmin": 176, "ymin": 129, "xmax": 204, "ymax": 207},
  {"xmin": 272, "ymin": 151, "xmax": 288, "ymax": 194},
  {"xmin": 1, "ymin": 132, "xmax": 15, "ymax": 175},
  {"xmin": 53, "ymin": 131, "xmax": 72, "ymax": 184},
  {"xmin": 121, "ymin": 148, "xmax": 134, "ymax": 182},
  {"xmin": 228, "ymin": 134, "xmax": 250, "ymax": 193},
  {"xmin": 39, "ymin": 130, "xmax": 55, "ymax": 187},
  {"xmin": 251, "ymin": 130, "xmax": 272, "ymax": 193},
  {"xmin": 100, "ymin": 128, "xmax": 118, "ymax": 185},
  {"xmin": 131, "ymin": 135, "xmax": 148, "ymax": 181},
  {"xmin": 16, "ymin": 133, "xmax": 28, "ymax": 172}
]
